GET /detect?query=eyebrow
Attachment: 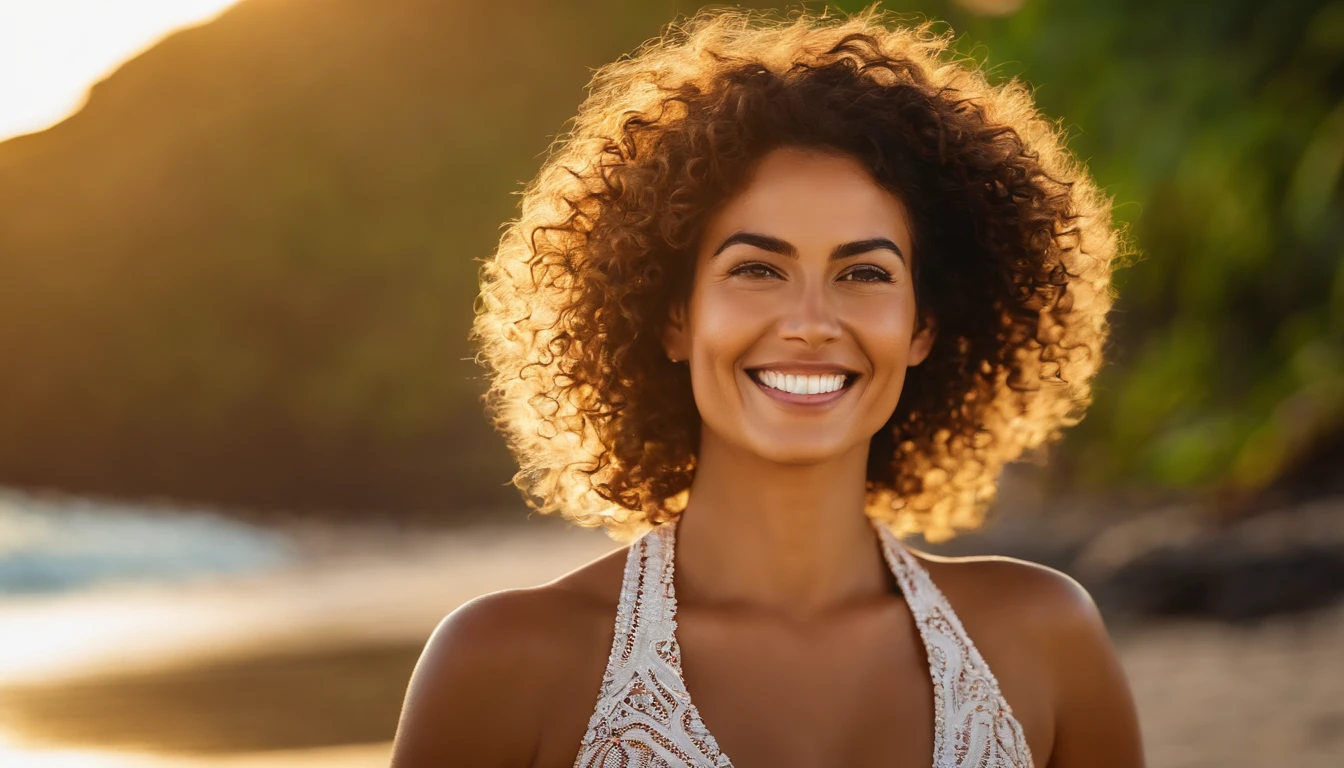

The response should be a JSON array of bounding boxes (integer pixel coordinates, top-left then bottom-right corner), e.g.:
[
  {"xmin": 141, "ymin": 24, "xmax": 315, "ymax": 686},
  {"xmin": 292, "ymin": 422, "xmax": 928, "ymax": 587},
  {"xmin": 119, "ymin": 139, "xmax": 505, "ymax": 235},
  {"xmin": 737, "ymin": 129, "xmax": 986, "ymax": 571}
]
[{"xmin": 710, "ymin": 231, "xmax": 906, "ymax": 265}]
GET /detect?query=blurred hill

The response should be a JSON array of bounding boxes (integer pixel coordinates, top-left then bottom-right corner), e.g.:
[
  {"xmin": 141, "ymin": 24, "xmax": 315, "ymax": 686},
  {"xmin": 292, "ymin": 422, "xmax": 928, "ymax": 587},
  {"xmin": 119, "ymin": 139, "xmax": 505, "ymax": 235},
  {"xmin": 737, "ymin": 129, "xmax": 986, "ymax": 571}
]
[
  {"xmin": 0, "ymin": 0, "xmax": 710, "ymax": 518},
  {"xmin": 0, "ymin": 0, "xmax": 1339, "ymax": 521}
]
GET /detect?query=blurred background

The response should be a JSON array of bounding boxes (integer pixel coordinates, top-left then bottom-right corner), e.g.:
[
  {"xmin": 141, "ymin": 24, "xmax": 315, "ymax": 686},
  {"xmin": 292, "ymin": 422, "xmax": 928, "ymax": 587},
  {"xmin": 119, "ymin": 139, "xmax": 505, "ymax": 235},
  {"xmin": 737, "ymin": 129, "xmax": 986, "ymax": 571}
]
[{"xmin": 0, "ymin": 0, "xmax": 1340, "ymax": 765}]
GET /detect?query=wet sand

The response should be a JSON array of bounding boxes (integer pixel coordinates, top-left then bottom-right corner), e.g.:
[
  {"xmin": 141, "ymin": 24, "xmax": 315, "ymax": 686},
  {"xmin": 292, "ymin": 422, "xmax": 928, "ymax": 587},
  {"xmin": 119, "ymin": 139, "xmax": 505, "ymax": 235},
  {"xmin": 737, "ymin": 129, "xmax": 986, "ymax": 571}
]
[{"xmin": 1, "ymin": 522, "xmax": 1341, "ymax": 767}]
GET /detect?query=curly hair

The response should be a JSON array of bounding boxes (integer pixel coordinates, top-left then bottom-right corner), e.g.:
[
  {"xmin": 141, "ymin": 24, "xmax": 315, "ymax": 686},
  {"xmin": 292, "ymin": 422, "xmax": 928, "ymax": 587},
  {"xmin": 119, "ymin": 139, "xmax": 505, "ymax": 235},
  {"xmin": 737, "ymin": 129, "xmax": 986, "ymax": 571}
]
[{"xmin": 472, "ymin": 7, "xmax": 1122, "ymax": 542}]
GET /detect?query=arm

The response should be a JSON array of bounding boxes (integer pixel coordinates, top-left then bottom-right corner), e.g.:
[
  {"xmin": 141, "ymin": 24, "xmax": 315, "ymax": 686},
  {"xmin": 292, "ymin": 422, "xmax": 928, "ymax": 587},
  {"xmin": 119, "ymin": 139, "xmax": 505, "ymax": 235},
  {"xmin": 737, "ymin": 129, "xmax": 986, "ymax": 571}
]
[
  {"xmin": 389, "ymin": 591, "xmax": 544, "ymax": 768},
  {"xmin": 1044, "ymin": 578, "xmax": 1145, "ymax": 768}
]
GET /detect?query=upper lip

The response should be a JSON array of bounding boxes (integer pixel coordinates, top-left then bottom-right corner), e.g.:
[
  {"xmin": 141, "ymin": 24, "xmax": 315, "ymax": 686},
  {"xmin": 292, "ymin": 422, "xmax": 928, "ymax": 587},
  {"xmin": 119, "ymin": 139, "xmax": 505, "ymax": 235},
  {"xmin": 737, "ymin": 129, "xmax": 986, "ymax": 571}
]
[{"xmin": 747, "ymin": 361, "xmax": 861, "ymax": 376}]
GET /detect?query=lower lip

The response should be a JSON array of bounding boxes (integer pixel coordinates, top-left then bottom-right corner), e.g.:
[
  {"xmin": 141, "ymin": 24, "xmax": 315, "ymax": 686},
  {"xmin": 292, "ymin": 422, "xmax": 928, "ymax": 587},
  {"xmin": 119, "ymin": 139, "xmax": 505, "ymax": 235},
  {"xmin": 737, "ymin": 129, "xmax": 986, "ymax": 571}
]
[{"xmin": 749, "ymin": 374, "xmax": 854, "ymax": 407}]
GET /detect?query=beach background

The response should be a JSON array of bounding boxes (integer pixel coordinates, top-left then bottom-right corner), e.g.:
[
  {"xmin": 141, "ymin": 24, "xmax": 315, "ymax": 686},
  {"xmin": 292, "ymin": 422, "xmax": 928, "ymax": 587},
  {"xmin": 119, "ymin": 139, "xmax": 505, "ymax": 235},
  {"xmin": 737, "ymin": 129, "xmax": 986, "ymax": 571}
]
[{"xmin": 1, "ymin": 0, "xmax": 1341, "ymax": 766}]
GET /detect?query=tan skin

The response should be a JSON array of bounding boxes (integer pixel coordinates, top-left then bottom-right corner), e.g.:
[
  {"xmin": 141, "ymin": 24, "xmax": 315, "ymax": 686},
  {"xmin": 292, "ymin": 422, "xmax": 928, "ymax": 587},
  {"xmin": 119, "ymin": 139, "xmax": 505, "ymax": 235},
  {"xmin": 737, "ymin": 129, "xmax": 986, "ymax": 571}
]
[{"xmin": 390, "ymin": 147, "xmax": 1145, "ymax": 767}]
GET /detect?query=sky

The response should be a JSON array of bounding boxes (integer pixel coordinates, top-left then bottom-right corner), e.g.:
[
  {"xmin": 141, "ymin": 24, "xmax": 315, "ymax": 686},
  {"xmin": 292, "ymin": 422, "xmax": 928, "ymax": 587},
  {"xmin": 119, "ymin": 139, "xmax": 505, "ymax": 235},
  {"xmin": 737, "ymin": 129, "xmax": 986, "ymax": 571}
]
[{"xmin": 0, "ymin": 0, "xmax": 244, "ymax": 142}]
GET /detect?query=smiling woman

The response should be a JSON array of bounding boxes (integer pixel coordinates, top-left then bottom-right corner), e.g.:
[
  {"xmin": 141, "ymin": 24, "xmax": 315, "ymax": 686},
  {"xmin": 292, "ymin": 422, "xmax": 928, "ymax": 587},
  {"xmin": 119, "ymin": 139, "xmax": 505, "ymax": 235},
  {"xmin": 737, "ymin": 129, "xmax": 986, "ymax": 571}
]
[
  {"xmin": 472, "ymin": 9, "xmax": 1119, "ymax": 542},
  {"xmin": 392, "ymin": 7, "xmax": 1141, "ymax": 768},
  {"xmin": 662, "ymin": 148, "xmax": 934, "ymax": 472}
]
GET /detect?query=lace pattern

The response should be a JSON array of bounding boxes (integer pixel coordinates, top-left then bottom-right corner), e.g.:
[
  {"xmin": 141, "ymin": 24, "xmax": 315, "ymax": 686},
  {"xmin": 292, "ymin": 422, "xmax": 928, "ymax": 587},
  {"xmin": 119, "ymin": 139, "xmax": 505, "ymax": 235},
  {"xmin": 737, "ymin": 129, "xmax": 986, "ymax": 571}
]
[
  {"xmin": 573, "ymin": 525, "xmax": 730, "ymax": 767},
  {"xmin": 573, "ymin": 519, "xmax": 1034, "ymax": 767},
  {"xmin": 877, "ymin": 524, "xmax": 1034, "ymax": 767}
]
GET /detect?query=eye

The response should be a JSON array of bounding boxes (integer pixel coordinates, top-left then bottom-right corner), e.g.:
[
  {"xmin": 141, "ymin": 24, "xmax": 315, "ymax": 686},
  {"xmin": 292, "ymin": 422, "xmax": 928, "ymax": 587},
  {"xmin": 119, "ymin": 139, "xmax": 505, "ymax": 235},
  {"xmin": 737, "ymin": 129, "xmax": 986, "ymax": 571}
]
[
  {"xmin": 727, "ymin": 261, "xmax": 783, "ymax": 280},
  {"xmin": 838, "ymin": 265, "xmax": 894, "ymax": 283}
]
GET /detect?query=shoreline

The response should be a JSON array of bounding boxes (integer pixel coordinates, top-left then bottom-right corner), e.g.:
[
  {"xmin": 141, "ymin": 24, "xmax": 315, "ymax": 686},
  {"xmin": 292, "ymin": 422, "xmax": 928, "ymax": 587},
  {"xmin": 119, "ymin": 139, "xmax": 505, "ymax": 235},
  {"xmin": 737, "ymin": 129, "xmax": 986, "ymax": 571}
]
[
  {"xmin": 3, "ymin": 604, "xmax": 1342, "ymax": 767},
  {"xmin": 3, "ymin": 501, "xmax": 1342, "ymax": 767}
]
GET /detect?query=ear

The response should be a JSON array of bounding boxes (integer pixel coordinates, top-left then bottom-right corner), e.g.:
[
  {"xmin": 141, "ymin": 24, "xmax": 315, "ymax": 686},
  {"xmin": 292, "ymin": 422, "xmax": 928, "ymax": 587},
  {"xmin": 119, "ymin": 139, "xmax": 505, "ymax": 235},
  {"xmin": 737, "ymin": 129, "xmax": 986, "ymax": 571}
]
[
  {"xmin": 907, "ymin": 312, "xmax": 938, "ymax": 367},
  {"xmin": 662, "ymin": 299, "xmax": 690, "ymax": 363}
]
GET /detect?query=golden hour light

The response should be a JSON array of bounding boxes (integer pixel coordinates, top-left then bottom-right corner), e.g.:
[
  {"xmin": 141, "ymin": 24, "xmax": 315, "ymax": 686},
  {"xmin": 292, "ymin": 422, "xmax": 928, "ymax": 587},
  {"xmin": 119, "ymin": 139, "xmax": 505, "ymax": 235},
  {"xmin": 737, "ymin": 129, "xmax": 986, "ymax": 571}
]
[
  {"xmin": 0, "ymin": 729, "xmax": 393, "ymax": 768},
  {"xmin": 0, "ymin": 2, "xmax": 1339, "ymax": 767},
  {"xmin": 0, "ymin": 0, "xmax": 242, "ymax": 142}
]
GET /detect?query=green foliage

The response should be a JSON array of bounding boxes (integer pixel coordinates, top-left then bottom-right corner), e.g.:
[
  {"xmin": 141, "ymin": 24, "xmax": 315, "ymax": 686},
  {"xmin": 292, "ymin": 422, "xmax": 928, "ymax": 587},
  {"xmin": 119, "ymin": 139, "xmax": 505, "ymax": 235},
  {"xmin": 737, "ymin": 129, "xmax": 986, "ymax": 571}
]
[{"xmin": 840, "ymin": 0, "xmax": 1344, "ymax": 494}]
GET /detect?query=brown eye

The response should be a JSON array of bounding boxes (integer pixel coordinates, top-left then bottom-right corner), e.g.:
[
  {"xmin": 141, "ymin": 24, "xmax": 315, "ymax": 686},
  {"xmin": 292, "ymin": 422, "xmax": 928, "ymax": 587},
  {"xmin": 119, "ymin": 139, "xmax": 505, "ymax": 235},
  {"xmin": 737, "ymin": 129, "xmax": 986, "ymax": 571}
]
[
  {"xmin": 839, "ymin": 265, "xmax": 894, "ymax": 283},
  {"xmin": 728, "ymin": 262, "xmax": 782, "ymax": 279}
]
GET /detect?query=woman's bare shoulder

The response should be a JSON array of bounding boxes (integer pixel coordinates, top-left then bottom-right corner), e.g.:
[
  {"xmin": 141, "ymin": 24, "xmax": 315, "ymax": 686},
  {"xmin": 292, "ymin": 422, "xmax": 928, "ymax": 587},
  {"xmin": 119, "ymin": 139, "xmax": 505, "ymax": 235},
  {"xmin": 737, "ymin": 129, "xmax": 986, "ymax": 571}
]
[
  {"xmin": 389, "ymin": 543, "xmax": 631, "ymax": 768},
  {"xmin": 447, "ymin": 542, "xmax": 630, "ymax": 646},
  {"xmin": 913, "ymin": 551, "xmax": 1144, "ymax": 767},
  {"xmin": 914, "ymin": 551, "xmax": 1099, "ymax": 629},
  {"xmin": 910, "ymin": 550, "xmax": 1110, "ymax": 692}
]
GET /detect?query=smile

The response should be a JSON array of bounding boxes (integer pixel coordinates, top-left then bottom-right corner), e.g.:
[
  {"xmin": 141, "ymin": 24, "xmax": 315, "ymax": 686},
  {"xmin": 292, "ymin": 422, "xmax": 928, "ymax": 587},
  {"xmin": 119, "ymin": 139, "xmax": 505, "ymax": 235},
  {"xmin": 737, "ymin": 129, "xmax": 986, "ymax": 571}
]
[{"xmin": 746, "ymin": 367, "xmax": 859, "ymax": 405}]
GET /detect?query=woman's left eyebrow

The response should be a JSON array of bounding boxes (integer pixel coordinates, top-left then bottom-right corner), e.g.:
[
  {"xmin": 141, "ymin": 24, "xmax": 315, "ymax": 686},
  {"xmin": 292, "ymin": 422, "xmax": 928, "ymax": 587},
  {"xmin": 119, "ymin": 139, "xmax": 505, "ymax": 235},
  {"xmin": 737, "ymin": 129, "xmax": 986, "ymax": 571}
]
[{"xmin": 711, "ymin": 231, "xmax": 905, "ymax": 265}]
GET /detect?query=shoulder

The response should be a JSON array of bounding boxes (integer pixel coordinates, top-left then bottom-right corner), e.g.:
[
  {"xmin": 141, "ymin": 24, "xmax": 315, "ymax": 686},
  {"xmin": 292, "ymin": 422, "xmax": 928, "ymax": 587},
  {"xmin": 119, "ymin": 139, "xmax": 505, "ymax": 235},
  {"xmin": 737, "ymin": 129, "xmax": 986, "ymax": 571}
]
[
  {"xmin": 389, "ymin": 543, "xmax": 631, "ymax": 768},
  {"xmin": 914, "ymin": 553, "xmax": 1107, "ymax": 706},
  {"xmin": 914, "ymin": 551, "xmax": 1117, "ymax": 695},
  {"xmin": 915, "ymin": 551, "xmax": 1145, "ymax": 767},
  {"xmin": 916, "ymin": 552, "xmax": 1101, "ymax": 637}
]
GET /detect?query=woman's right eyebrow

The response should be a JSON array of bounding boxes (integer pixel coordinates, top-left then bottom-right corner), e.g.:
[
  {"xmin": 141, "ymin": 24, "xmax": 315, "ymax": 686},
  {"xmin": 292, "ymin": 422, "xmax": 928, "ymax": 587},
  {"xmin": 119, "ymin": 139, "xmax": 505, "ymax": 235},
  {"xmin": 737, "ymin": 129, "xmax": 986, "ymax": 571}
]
[{"xmin": 712, "ymin": 231, "xmax": 905, "ymax": 265}]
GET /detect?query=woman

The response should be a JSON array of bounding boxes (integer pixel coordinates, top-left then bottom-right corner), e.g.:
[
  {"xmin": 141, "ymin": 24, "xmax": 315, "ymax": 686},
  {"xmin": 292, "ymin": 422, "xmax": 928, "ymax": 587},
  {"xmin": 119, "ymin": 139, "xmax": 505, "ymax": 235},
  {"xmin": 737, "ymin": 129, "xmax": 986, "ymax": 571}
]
[{"xmin": 391, "ymin": 7, "xmax": 1143, "ymax": 767}]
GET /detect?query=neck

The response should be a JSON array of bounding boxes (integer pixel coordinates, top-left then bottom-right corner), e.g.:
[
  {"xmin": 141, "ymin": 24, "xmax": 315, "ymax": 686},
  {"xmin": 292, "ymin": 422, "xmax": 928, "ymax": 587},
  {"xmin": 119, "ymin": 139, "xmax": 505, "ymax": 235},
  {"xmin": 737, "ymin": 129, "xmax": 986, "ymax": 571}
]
[{"xmin": 672, "ymin": 430, "xmax": 895, "ymax": 619}]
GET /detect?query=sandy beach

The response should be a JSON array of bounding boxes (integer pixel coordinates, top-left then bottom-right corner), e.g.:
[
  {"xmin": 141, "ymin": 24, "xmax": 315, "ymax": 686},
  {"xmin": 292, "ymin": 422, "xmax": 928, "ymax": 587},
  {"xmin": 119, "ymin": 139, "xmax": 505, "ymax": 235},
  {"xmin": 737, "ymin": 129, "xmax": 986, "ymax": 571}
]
[{"xmin": 1, "ymin": 517, "xmax": 1340, "ymax": 767}]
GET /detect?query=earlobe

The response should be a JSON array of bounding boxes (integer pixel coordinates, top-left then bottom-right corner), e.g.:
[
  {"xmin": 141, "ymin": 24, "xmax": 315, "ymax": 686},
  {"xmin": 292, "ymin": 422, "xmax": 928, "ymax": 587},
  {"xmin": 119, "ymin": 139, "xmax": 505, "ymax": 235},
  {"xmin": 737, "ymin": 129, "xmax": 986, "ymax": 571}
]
[
  {"xmin": 908, "ymin": 314, "xmax": 938, "ymax": 367},
  {"xmin": 663, "ymin": 301, "xmax": 690, "ymax": 363}
]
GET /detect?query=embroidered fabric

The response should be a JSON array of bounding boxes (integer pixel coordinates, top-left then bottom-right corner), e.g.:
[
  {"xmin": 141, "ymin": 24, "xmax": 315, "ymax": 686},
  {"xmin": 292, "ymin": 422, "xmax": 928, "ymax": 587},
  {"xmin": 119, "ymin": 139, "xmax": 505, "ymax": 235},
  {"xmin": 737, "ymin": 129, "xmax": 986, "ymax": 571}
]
[{"xmin": 572, "ymin": 517, "xmax": 1034, "ymax": 768}]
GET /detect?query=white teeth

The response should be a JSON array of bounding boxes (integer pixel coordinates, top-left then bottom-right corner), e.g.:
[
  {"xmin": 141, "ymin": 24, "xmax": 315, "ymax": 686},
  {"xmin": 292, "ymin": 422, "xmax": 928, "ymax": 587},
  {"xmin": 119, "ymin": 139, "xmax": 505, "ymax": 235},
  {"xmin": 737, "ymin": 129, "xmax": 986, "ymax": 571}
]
[{"xmin": 755, "ymin": 370, "xmax": 848, "ymax": 396}]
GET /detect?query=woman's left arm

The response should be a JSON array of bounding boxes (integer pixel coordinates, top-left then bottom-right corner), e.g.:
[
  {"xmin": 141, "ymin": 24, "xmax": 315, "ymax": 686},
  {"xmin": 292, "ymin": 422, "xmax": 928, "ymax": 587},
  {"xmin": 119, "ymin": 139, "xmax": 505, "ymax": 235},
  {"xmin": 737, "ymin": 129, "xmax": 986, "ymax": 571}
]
[{"xmin": 1042, "ymin": 580, "xmax": 1146, "ymax": 768}]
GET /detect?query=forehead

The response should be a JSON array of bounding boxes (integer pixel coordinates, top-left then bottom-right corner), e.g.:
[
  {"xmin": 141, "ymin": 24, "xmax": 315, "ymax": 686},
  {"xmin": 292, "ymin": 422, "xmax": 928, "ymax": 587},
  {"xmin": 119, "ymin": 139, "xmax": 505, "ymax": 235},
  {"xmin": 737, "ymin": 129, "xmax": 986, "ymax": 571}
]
[{"xmin": 698, "ymin": 146, "xmax": 913, "ymax": 252}]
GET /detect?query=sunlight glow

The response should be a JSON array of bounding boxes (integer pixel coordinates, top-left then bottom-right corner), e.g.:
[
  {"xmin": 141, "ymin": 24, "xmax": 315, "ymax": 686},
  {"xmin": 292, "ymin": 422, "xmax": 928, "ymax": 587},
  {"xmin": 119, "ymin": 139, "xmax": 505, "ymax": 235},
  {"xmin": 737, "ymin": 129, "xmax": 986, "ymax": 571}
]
[
  {"xmin": 0, "ymin": 728, "xmax": 392, "ymax": 768},
  {"xmin": 0, "ymin": 0, "xmax": 243, "ymax": 142},
  {"xmin": 0, "ymin": 737, "xmax": 131, "ymax": 768}
]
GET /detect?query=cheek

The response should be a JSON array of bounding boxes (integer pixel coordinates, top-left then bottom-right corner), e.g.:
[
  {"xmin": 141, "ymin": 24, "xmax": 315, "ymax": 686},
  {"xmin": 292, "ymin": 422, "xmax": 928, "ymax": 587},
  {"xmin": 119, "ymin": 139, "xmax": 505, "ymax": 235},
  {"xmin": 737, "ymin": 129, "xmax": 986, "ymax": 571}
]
[
  {"xmin": 689, "ymin": 285, "xmax": 769, "ymax": 356},
  {"xmin": 849, "ymin": 298, "xmax": 919, "ymax": 364}
]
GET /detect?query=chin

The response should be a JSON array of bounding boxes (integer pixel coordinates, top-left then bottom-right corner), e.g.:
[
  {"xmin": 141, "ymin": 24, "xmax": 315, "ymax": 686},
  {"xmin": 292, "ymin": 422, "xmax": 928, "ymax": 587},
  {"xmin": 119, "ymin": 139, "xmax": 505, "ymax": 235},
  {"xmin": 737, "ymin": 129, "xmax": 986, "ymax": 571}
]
[{"xmin": 740, "ymin": 429, "xmax": 860, "ymax": 467}]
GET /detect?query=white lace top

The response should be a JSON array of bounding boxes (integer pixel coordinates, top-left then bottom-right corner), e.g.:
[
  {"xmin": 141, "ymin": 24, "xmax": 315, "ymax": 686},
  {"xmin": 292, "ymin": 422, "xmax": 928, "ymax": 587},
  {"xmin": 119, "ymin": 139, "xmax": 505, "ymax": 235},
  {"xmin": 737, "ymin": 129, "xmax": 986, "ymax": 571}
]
[{"xmin": 573, "ymin": 517, "xmax": 1035, "ymax": 767}]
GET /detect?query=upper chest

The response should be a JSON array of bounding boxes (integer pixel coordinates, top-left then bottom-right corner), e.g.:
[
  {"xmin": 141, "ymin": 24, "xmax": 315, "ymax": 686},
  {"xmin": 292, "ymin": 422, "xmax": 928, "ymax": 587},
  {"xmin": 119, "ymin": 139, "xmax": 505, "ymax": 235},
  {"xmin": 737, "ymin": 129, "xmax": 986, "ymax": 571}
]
[
  {"xmin": 669, "ymin": 601, "xmax": 940, "ymax": 768},
  {"xmin": 533, "ymin": 598, "xmax": 939, "ymax": 768},
  {"xmin": 531, "ymin": 545, "xmax": 1053, "ymax": 768}
]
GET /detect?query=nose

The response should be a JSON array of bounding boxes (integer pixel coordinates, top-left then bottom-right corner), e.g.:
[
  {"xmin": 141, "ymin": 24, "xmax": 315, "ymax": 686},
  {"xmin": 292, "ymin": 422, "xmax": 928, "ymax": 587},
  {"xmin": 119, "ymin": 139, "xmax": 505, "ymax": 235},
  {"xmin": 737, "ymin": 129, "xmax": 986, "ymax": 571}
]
[{"xmin": 777, "ymin": 276, "xmax": 842, "ymax": 348}]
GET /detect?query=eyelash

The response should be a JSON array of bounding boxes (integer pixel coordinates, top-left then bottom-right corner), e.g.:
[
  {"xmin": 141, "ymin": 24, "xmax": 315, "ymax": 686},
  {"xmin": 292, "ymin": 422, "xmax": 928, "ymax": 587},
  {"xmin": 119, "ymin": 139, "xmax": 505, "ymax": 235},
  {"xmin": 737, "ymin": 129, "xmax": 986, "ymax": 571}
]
[{"xmin": 727, "ymin": 261, "xmax": 895, "ymax": 283}]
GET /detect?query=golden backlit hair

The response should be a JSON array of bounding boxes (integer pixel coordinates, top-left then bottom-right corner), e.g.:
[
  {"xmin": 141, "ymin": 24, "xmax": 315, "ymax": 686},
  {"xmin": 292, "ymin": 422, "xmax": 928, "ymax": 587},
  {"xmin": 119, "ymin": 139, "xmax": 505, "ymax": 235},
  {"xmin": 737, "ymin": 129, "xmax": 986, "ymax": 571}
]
[{"xmin": 472, "ymin": 7, "xmax": 1121, "ymax": 541}]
